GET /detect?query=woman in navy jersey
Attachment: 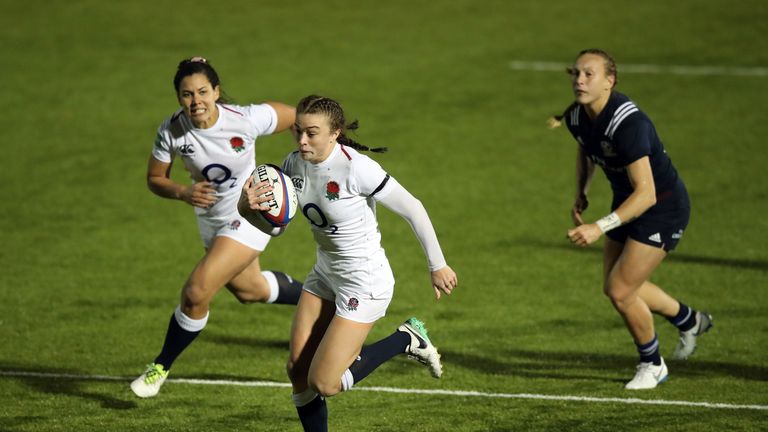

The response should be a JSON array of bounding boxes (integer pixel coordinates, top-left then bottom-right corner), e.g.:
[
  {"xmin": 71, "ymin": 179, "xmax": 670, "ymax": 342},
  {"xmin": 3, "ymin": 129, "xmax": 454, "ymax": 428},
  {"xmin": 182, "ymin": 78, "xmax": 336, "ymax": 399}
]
[
  {"xmin": 241, "ymin": 95, "xmax": 457, "ymax": 431},
  {"xmin": 555, "ymin": 49, "xmax": 713, "ymax": 390},
  {"xmin": 130, "ymin": 57, "xmax": 303, "ymax": 398}
]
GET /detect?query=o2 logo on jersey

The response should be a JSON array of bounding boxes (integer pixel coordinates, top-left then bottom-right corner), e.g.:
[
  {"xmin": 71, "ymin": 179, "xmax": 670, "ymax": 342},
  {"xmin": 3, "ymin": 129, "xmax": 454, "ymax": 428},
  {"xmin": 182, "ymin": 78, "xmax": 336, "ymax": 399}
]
[
  {"xmin": 202, "ymin": 163, "xmax": 238, "ymax": 189},
  {"xmin": 302, "ymin": 203, "xmax": 338, "ymax": 234}
]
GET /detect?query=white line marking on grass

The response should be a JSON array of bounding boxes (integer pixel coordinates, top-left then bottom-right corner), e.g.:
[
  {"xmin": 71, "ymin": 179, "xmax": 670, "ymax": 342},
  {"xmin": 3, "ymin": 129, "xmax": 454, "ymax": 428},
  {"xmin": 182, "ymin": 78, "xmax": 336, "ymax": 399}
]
[
  {"xmin": 508, "ymin": 60, "xmax": 768, "ymax": 77},
  {"xmin": 354, "ymin": 386, "xmax": 768, "ymax": 411},
  {"xmin": 3, "ymin": 370, "xmax": 767, "ymax": 411}
]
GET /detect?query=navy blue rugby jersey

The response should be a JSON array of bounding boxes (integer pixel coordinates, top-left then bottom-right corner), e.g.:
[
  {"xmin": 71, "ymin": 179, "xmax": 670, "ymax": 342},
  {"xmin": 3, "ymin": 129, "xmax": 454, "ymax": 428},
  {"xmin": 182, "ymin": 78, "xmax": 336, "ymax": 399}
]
[{"xmin": 564, "ymin": 91, "xmax": 688, "ymax": 210}]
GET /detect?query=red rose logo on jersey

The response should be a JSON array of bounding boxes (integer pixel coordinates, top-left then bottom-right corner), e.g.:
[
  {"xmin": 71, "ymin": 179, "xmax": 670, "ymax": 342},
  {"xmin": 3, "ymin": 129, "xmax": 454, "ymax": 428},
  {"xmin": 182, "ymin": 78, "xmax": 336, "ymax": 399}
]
[
  {"xmin": 229, "ymin": 220, "xmax": 241, "ymax": 230},
  {"xmin": 346, "ymin": 297, "xmax": 359, "ymax": 312},
  {"xmin": 326, "ymin": 181, "xmax": 340, "ymax": 201},
  {"xmin": 230, "ymin": 137, "xmax": 245, "ymax": 153}
]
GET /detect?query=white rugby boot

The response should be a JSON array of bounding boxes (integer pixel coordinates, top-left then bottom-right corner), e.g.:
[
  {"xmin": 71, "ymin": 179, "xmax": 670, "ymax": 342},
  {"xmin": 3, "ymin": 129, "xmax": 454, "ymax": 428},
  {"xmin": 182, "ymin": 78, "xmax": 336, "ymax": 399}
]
[
  {"xmin": 398, "ymin": 318, "xmax": 443, "ymax": 378},
  {"xmin": 625, "ymin": 358, "xmax": 669, "ymax": 390},
  {"xmin": 130, "ymin": 363, "xmax": 169, "ymax": 398},
  {"xmin": 672, "ymin": 311, "xmax": 713, "ymax": 360}
]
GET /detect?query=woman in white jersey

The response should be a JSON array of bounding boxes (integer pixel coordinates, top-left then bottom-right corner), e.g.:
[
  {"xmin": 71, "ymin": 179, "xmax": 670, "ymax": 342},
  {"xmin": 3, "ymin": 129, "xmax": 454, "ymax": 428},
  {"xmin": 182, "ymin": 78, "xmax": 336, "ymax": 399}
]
[
  {"xmin": 130, "ymin": 57, "xmax": 304, "ymax": 398},
  {"xmin": 241, "ymin": 95, "xmax": 458, "ymax": 431}
]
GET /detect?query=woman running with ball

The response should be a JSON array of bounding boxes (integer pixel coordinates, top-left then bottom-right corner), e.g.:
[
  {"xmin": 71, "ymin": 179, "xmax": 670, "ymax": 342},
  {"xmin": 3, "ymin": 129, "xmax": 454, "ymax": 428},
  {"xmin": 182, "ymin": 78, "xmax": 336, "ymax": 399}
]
[{"xmin": 241, "ymin": 95, "xmax": 457, "ymax": 431}]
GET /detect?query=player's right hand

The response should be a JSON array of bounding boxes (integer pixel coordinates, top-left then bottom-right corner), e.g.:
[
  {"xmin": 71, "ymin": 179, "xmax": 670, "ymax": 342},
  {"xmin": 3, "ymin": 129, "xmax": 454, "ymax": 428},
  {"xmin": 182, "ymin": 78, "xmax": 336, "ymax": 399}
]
[
  {"xmin": 571, "ymin": 206, "xmax": 585, "ymax": 226},
  {"xmin": 571, "ymin": 194, "xmax": 588, "ymax": 226},
  {"xmin": 240, "ymin": 177, "xmax": 274, "ymax": 211},
  {"xmin": 182, "ymin": 181, "xmax": 218, "ymax": 208}
]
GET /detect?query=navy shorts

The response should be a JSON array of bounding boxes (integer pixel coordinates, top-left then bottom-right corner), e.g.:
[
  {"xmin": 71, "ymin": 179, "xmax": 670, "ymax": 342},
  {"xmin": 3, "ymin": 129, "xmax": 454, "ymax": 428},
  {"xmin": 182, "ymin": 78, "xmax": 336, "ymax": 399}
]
[{"xmin": 606, "ymin": 206, "xmax": 690, "ymax": 252}]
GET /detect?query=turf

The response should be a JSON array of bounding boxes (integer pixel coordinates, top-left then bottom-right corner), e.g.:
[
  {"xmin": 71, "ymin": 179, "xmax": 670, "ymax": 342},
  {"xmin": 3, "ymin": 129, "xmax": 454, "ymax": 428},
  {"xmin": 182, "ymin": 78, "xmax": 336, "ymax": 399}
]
[{"xmin": 1, "ymin": 1, "xmax": 767, "ymax": 431}]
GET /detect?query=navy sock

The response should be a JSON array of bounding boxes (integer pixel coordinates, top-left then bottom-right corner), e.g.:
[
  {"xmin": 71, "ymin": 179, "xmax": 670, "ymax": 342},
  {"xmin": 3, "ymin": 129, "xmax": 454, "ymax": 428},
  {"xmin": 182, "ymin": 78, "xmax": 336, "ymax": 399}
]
[
  {"xmin": 154, "ymin": 313, "xmax": 202, "ymax": 370},
  {"xmin": 668, "ymin": 302, "xmax": 697, "ymax": 331},
  {"xmin": 636, "ymin": 334, "xmax": 661, "ymax": 366},
  {"xmin": 296, "ymin": 394, "xmax": 328, "ymax": 432},
  {"xmin": 348, "ymin": 330, "xmax": 410, "ymax": 384},
  {"xmin": 272, "ymin": 271, "xmax": 303, "ymax": 305}
]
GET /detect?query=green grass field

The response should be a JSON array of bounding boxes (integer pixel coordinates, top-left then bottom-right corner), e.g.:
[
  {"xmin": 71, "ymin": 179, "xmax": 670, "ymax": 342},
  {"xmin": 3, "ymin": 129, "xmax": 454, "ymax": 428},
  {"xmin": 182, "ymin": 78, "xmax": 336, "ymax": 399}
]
[{"xmin": 1, "ymin": 1, "xmax": 767, "ymax": 430}]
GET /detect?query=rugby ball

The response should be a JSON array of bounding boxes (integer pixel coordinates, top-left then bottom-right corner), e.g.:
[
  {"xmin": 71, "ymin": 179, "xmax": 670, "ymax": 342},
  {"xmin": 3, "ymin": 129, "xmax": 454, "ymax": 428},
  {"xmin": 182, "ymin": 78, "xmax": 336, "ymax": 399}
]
[{"xmin": 239, "ymin": 164, "xmax": 298, "ymax": 236}]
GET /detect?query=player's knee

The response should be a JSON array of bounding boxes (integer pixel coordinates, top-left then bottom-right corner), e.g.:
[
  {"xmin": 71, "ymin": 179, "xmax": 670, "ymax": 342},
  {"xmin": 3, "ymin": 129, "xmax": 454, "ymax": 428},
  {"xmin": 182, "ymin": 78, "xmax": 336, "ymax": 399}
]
[
  {"xmin": 286, "ymin": 358, "xmax": 309, "ymax": 384},
  {"xmin": 181, "ymin": 280, "xmax": 211, "ymax": 309},
  {"xmin": 605, "ymin": 283, "xmax": 638, "ymax": 312},
  {"xmin": 308, "ymin": 374, "xmax": 341, "ymax": 398},
  {"xmin": 286, "ymin": 359, "xmax": 299, "ymax": 381},
  {"xmin": 604, "ymin": 271, "xmax": 630, "ymax": 298}
]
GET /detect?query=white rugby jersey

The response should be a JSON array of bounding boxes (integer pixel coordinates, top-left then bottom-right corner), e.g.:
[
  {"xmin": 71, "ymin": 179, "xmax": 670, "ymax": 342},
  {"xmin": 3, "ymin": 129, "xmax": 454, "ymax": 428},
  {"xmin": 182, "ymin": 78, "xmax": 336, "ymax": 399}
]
[
  {"xmin": 282, "ymin": 144, "xmax": 396, "ymax": 261},
  {"xmin": 151, "ymin": 103, "xmax": 278, "ymax": 223}
]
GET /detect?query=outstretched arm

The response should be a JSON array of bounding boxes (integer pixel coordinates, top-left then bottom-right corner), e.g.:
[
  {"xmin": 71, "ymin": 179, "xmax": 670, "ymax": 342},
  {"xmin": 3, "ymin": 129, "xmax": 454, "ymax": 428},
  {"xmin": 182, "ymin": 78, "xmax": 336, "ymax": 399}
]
[
  {"xmin": 377, "ymin": 182, "xmax": 457, "ymax": 299},
  {"xmin": 264, "ymin": 101, "xmax": 296, "ymax": 134}
]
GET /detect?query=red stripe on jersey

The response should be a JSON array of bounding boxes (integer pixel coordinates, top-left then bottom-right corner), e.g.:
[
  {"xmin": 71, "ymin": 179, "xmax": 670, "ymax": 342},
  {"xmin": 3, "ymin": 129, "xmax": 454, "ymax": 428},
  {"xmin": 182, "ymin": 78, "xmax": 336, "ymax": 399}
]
[
  {"xmin": 340, "ymin": 145, "xmax": 352, "ymax": 160},
  {"xmin": 221, "ymin": 105, "xmax": 244, "ymax": 116}
]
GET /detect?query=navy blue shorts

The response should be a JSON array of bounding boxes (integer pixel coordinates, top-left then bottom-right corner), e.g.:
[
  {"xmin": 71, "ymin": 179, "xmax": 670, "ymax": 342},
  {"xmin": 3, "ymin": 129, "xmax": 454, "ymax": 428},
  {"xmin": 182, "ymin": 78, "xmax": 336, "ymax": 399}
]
[{"xmin": 606, "ymin": 206, "xmax": 690, "ymax": 252}]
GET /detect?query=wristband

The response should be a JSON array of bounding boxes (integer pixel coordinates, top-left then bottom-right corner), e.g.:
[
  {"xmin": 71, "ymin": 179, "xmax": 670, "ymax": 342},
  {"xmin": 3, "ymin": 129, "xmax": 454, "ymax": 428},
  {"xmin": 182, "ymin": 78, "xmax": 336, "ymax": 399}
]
[{"xmin": 596, "ymin": 212, "xmax": 621, "ymax": 233}]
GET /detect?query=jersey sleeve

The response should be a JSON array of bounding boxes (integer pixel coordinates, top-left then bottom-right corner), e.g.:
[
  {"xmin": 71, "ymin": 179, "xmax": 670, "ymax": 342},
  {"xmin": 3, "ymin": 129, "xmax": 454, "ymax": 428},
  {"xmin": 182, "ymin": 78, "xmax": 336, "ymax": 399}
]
[
  {"xmin": 612, "ymin": 116, "xmax": 652, "ymax": 166},
  {"xmin": 151, "ymin": 121, "xmax": 174, "ymax": 163},
  {"xmin": 377, "ymin": 179, "xmax": 447, "ymax": 271},
  {"xmin": 350, "ymin": 155, "xmax": 395, "ymax": 199},
  {"xmin": 244, "ymin": 103, "xmax": 279, "ymax": 136},
  {"xmin": 563, "ymin": 104, "xmax": 582, "ymax": 144}
]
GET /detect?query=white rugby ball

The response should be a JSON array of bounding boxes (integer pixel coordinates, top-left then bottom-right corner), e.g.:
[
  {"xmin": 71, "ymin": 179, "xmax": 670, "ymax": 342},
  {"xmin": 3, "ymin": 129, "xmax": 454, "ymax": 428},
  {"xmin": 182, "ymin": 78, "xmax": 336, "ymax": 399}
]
[{"xmin": 239, "ymin": 164, "xmax": 298, "ymax": 236}]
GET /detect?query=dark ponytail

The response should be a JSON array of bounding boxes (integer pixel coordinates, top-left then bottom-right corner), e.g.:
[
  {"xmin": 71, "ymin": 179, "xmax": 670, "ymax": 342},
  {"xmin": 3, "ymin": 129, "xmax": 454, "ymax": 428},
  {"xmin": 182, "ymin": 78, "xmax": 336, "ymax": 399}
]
[
  {"xmin": 296, "ymin": 95, "xmax": 388, "ymax": 153},
  {"xmin": 338, "ymin": 120, "xmax": 388, "ymax": 153}
]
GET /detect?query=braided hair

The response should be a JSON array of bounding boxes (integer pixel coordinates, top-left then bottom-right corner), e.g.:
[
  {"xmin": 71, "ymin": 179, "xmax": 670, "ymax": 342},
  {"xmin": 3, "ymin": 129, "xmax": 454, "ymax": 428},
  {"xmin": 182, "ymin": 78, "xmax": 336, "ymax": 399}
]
[{"xmin": 296, "ymin": 95, "xmax": 388, "ymax": 153}]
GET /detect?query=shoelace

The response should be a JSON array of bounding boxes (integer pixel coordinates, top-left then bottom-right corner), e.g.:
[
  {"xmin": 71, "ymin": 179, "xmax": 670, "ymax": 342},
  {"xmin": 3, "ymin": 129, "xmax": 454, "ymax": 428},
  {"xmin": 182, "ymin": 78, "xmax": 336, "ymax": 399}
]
[
  {"xmin": 144, "ymin": 364, "xmax": 166, "ymax": 384},
  {"xmin": 410, "ymin": 319, "xmax": 430, "ymax": 340},
  {"xmin": 635, "ymin": 362, "xmax": 654, "ymax": 372}
]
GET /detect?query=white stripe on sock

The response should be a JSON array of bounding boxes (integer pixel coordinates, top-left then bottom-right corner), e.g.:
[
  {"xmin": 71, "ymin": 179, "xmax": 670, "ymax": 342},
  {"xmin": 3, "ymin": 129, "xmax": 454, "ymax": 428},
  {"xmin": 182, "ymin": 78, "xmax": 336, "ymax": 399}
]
[
  {"xmin": 173, "ymin": 305, "xmax": 208, "ymax": 332},
  {"xmin": 261, "ymin": 271, "xmax": 280, "ymax": 304},
  {"xmin": 341, "ymin": 369, "xmax": 354, "ymax": 392},
  {"xmin": 676, "ymin": 309, "xmax": 692, "ymax": 326},
  {"xmin": 292, "ymin": 388, "xmax": 319, "ymax": 407}
]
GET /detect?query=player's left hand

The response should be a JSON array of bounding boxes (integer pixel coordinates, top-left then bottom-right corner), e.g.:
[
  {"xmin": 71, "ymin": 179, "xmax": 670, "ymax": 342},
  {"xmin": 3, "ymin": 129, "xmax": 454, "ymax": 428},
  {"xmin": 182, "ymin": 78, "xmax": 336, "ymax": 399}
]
[
  {"xmin": 431, "ymin": 266, "xmax": 457, "ymax": 300},
  {"xmin": 567, "ymin": 223, "xmax": 602, "ymax": 247}
]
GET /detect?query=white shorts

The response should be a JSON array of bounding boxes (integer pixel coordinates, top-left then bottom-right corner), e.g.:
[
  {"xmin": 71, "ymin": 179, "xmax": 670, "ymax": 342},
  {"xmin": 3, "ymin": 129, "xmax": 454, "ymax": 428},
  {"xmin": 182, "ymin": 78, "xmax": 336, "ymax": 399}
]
[
  {"xmin": 303, "ymin": 249, "xmax": 394, "ymax": 324},
  {"xmin": 197, "ymin": 213, "xmax": 272, "ymax": 251}
]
